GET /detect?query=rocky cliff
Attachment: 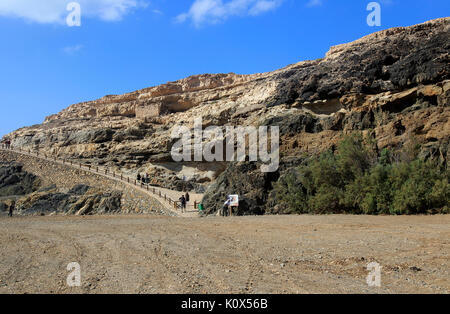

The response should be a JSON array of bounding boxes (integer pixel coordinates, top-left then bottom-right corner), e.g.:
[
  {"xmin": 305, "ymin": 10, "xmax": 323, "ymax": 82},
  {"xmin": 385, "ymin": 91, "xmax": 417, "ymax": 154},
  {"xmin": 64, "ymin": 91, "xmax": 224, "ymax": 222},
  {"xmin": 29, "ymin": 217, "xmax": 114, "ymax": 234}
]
[{"xmin": 3, "ymin": 18, "xmax": 450, "ymax": 215}]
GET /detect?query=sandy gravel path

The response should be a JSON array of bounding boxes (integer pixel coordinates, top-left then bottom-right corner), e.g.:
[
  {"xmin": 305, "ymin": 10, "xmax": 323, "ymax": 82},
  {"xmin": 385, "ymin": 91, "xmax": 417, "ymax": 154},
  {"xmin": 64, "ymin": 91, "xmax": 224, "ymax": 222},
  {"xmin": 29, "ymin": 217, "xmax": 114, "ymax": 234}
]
[{"xmin": 0, "ymin": 215, "xmax": 448, "ymax": 294}]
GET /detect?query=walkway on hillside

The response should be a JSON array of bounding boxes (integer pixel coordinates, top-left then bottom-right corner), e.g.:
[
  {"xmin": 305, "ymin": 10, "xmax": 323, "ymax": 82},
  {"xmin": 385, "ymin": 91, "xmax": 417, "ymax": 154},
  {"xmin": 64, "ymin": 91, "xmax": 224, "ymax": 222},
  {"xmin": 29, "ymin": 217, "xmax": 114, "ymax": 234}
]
[{"xmin": 0, "ymin": 147, "xmax": 203, "ymax": 218}]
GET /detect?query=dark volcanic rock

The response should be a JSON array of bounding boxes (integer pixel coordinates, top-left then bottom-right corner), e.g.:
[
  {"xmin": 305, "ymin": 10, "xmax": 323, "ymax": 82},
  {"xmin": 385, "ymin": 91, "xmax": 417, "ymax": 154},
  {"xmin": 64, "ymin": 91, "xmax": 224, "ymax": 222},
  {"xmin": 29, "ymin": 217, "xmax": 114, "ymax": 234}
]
[
  {"xmin": 0, "ymin": 202, "xmax": 6, "ymax": 213},
  {"xmin": 17, "ymin": 185, "xmax": 123, "ymax": 216},
  {"xmin": 68, "ymin": 184, "xmax": 91, "ymax": 195},
  {"xmin": 270, "ymin": 20, "xmax": 450, "ymax": 106},
  {"xmin": 263, "ymin": 113, "xmax": 323, "ymax": 135},
  {"xmin": 202, "ymin": 162, "xmax": 280, "ymax": 215},
  {"xmin": 62, "ymin": 128, "xmax": 115, "ymax": 146},
  {"xmin": 0, "ymin": 162, "xmax": 40, "ymax": 197}
]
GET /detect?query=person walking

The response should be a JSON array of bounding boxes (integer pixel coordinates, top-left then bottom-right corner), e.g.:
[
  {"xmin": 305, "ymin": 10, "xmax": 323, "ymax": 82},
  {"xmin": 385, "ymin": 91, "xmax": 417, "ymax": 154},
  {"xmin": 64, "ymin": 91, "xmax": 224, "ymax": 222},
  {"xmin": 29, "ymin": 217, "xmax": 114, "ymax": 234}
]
[
  {"xmin": 184, "ymin": 192, "xmax": 190, "ymax": 212},
  {"xmin": 179, "ymin": 195, "xmax": 186, "ymax": 213},
  {"xmin": 8, "ymin": 200, "xmax": 15, "ymax": 217},
  {"xmin": 223, "ymin": 197, "xmax": 231, "ymax": 217}
]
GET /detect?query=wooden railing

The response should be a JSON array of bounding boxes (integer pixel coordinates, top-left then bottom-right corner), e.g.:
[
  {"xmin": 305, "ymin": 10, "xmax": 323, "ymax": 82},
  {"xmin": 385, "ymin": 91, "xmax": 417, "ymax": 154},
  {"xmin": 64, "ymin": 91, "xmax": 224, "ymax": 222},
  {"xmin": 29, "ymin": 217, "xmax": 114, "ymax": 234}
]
[{"xmin": 0, "ymin": 145, "xmax": 200, "ymax": 215}]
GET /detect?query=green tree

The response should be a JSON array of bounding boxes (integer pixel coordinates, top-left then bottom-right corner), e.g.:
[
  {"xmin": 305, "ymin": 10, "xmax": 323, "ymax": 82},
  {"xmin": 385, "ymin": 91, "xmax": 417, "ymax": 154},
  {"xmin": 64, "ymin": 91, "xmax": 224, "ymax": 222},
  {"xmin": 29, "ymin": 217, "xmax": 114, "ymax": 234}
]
[{"xmin": 272, "ymin": 134, "xmax": 449, "ymax": 215}]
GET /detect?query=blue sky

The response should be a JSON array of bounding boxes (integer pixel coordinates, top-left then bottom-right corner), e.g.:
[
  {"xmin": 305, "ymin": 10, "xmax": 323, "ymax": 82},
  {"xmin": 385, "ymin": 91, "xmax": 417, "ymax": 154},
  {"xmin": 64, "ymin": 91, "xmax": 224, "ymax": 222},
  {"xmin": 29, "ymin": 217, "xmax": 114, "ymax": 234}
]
[{"xmin": 0, "ymin": 0, "xmax": 449, "ymax": 137}]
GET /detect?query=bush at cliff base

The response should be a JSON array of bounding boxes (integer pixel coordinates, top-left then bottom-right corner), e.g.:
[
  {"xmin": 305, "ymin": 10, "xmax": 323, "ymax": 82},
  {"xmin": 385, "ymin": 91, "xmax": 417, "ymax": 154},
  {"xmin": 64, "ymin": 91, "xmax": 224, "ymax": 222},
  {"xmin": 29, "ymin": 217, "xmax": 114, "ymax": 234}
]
[{"xmin": 273, "ymin": 133, "xmax": 450, "ymax": 215}]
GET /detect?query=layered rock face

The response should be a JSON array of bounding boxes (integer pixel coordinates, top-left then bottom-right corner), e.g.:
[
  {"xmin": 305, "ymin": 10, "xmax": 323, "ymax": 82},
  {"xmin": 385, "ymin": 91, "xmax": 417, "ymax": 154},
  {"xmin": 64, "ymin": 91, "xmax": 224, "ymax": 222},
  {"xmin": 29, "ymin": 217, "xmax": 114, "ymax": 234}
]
[{"xmin": 4, "ymin": 18, "xmax": 450, "ymax": 214}]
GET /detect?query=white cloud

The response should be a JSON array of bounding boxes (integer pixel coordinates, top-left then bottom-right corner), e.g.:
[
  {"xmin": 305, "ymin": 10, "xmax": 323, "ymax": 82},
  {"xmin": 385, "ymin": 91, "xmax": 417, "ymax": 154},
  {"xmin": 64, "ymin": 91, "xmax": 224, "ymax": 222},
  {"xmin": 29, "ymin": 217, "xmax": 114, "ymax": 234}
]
[
  {"xmin": 176, "ymin": 0, "xmax": 283, "ymax": 27},
  {"xmin": 63, "ymin": 44, "xmax": 83, "ymax": 55},
  {"xmin": 249, "ymin": 0, "xmax": 279, "ymax": 15},
  {"xmin": 306, "ymin": 0, "xmax": 322, "ymax": 7},
  {"xmin": 0, "ymin": 0, "xmax": 148, "ymax": 24}
]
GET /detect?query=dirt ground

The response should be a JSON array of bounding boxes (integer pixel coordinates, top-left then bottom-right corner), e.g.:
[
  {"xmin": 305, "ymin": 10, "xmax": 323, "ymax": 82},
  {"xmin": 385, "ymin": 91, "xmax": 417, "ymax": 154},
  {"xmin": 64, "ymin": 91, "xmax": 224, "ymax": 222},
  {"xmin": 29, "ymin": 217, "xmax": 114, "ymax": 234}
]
[{"xmin": 0, "ymin": 214, "xmax": 448, "ymax": 294}]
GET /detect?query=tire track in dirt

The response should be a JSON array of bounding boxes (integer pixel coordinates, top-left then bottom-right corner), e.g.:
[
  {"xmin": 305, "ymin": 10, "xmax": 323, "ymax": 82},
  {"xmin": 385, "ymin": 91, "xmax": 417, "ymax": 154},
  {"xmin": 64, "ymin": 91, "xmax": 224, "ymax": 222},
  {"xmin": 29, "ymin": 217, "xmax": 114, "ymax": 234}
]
[
  {"xmin": 193, "ymin": 223, "xmax": 267, "ymax": 293},
  {"xmin": 1, "ymin": 215, "xmax": 449, "ymax": 294},
  {"xmin": 196, "ymin": 222, "xmax": 310, "ymax": 293}
]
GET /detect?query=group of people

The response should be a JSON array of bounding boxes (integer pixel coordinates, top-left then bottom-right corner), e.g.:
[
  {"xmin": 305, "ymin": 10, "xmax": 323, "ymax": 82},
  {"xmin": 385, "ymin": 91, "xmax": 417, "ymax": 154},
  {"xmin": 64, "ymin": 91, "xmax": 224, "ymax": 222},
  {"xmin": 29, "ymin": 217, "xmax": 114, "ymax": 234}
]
[
  {"xmin": 1, "ymin": 139, "xmax": 11, "ymax": 149},
  {"xmin": 179, "ymin": 192, "xmax": 190, "ymax": 213},
  {"xmin": 137, "ymin": 173, "xmax": 150, "ymax": 185},
  {"xmin": 136, "ymin": 171, "xmax": 199, "ymax": 214}
]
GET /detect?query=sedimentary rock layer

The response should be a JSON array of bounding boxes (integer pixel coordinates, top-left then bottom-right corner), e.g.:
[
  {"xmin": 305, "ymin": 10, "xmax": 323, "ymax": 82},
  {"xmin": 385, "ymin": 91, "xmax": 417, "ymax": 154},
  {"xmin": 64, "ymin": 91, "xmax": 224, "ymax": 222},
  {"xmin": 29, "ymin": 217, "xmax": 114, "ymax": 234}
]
[{"xmin": 3, "ymin": 18, "xmax": 449, "ymax": 214}]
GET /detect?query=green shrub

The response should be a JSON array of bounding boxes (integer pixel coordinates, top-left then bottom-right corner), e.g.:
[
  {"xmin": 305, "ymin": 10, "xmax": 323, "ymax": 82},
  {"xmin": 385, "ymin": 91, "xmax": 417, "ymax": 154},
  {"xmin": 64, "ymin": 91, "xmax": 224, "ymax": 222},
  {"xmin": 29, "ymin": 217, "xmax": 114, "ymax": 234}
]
[
  {"xmin": 430, "ymin": 178, "xmax": 450, "ymax": 210},
  {"xmin": 389, "ymin": 160, "xmax": 448, "ymax": 214},
  {"xmin": 273, "ymin": 134, "xmax": 449, "ymax": 215},
  {"xmin": 272, "ymin": 170, "xmax": 308, "ymax": 214},
  {"xmin": 359, "ymin": 164, "xmax": 393, "ymax": 214},
  {"xmin": 336, "ymin": 133, "xmax": 376, "ymax": 183}
]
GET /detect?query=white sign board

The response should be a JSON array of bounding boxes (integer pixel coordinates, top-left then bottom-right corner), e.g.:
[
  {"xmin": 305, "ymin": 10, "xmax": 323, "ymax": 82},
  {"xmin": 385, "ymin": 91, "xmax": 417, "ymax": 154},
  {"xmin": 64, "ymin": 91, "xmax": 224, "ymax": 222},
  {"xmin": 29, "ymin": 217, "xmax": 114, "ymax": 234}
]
[{"xmin": 229, "ymin": 195, "xmax": 239, "ymax": 207}]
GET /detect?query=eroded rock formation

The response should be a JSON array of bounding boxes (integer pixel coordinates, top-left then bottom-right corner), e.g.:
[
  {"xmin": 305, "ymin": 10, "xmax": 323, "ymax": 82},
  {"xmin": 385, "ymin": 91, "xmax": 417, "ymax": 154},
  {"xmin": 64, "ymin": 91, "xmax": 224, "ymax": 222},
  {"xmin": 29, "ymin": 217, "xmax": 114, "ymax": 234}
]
[
  {"xmin": 3, "ymin": 18, "xmax": 450, "ymax": 214},
  {"xmin": 16, "ymin": 184, "xmax": 123, "ymax": 216},
  {"xmin": 0, "ymin": 162, "xmax": 40, "ymax": 197}
]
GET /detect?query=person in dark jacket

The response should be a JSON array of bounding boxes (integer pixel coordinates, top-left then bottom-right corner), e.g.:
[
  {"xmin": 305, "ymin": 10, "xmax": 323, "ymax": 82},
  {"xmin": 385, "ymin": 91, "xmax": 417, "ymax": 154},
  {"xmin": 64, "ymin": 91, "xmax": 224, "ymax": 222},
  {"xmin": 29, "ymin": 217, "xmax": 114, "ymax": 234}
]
[
  {"xmin": 8, "ymin": 201, "xmax": 15, "ymax": 217},
  {"xmin": 179, "ymin": 195, "xmax": 186, "ymax": 213},
  {"xmin": 223, "ymin": 198, "xmax": 231, "ymax": 217},
  {"xmin": 185, "ymin": 192, "xmax": 190, "ymax": 203}
]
